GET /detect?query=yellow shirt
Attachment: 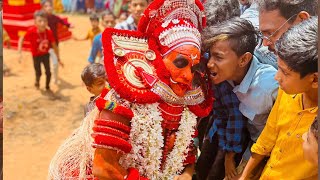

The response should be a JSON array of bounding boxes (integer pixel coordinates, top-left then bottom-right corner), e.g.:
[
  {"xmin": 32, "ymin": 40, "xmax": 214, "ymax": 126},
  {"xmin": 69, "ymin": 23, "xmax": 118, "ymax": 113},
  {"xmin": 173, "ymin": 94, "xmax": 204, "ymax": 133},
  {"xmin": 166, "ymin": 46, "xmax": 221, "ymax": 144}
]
[
  {"xmin": 251, "ymin": 88, "xmax": 318, "ymax": 180},
  {"xmin": 86, "ymin": 27, "xmax": 101, "ymax": 44}
]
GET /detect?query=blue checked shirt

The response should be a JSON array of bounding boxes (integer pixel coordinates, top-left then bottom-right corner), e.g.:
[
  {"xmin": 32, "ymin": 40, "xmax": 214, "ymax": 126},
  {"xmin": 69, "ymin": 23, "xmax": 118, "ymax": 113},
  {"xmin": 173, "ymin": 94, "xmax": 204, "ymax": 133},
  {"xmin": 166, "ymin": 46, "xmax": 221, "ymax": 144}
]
[{"xmin": 207, "ymin": 81, "xmax": 248, "ymax": 153}]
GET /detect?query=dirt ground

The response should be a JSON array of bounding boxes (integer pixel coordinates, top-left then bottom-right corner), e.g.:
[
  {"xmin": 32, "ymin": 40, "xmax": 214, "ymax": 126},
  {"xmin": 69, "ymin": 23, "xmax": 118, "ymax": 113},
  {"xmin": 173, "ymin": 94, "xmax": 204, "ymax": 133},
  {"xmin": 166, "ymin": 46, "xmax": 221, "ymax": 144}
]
[{"xmin": 3, "ymin": 14, "xmax": 96, "ymax": 179}]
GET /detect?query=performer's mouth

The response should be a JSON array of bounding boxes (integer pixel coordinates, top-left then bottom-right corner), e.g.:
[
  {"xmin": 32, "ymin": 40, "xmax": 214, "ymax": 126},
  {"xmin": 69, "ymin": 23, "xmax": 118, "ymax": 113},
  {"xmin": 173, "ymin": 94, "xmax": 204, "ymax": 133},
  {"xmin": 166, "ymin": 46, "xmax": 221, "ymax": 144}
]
[{"xmin": 210, "ymin": 72, "xmax": 217, "ymax": 77}]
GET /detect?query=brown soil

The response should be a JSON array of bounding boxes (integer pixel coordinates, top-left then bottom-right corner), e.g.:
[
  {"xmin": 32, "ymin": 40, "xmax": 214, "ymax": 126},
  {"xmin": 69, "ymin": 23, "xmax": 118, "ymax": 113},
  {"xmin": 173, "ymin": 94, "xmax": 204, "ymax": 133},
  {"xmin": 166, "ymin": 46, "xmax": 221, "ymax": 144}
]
[{"xmin": 4, "ymin": 14, "xmax": 96, "ymax": 179}]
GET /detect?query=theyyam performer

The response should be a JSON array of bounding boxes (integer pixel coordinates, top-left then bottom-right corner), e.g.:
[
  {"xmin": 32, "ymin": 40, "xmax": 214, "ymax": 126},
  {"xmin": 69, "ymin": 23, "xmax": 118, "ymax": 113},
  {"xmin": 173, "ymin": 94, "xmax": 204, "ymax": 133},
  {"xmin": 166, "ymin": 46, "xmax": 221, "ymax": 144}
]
[{"xmin": 48, "ymin": 0, "xmax": 213, "ymax": 179}]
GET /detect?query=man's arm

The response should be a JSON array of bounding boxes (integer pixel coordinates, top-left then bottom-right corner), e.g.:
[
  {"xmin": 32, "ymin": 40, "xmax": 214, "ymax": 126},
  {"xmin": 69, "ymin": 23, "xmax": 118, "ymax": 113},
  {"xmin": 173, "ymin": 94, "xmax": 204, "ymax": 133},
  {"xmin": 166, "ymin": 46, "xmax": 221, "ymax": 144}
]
[{"xmin": 54, "ymin": 14, "xmax": 72, "ymax": 27}]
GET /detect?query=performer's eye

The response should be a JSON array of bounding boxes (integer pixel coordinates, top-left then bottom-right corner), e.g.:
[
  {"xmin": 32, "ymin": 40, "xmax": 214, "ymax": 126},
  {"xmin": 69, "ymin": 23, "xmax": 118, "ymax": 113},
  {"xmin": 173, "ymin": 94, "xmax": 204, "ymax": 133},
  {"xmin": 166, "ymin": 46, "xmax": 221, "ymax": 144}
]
[{"xmin": 173, "ymin": 55, "xmax": 189, "ymax": 68}]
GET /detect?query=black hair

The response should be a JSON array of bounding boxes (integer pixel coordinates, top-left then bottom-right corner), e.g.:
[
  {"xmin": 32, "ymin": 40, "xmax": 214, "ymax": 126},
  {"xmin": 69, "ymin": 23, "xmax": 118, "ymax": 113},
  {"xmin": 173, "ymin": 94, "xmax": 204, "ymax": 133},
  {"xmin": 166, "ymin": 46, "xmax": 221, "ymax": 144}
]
[
  {"xmin": 34, "ymin": 10, "xmax": 48, "ymax": 19},
  {"xmin": 81, "ymin": 63, "xmax": 106, "ymax": 86},
  {"xmin": 89, "ymin": 13, "xmax": 100, "ymax": 21},
  {"xmin": 275, "ymin": 16, "xmax": 318, "ymax": 78},
  {"xmin": 204, "ymin": 0, "xmax": 240, "ymax": 27},
  {"xmin": 257, "ymin": 0, "xmax": 317, "ymax": 23},
  {"xmin": 100, "ymin": 10, "xmax": 116, "ymax": 20},
  {"xmin": 202, "ymin": 17, "xmax": 259, "ymax": 57},
  {"xmin": 41, "ymin": 0, "xmax": 52, "ymax": 6}
]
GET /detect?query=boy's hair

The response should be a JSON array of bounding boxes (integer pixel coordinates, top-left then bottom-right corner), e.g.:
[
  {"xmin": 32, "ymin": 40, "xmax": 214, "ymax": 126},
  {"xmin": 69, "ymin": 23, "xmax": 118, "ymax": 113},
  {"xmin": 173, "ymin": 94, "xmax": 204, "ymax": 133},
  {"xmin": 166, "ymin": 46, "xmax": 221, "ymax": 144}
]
[
  {"xmin": 100, "ymin": 10, "xmax": 116, "ymax": 20},
  {"xmin": 202, "ymin": 17, "xmax": 259, "ymax": 56},
  {"xmin": 81, "ymin": 63, "xmax": 106, "ymax": 86},
  {"xmin": 89, "ymin": 13, "xmax": 100, "ymax": 21},
  {"xmin": 34, "ymin": 10, "xmax": 48, "ymax": 19},
  {"xmin": 204, "ymin": 0, "xmax": 240, "ymax": 27},
  {"xmin": 41, "ymin": 0, "xmax": 52, "ymax": 6},
  {"xmin": 275, "ymin": 16, "xmax": 318, "ymax": 78},
  {"xmin": 257, "ymin": 0, "xmax": 317, "ymax": 22},
  {"xmin": 311, "ymin": 117, "xmax": 318, "ymax": 140}
]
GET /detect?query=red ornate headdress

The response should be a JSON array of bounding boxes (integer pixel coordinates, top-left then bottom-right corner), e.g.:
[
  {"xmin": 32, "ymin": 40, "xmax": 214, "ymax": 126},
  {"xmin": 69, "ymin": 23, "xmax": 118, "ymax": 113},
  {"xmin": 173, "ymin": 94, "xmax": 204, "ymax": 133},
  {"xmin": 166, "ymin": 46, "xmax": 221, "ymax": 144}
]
[
  {"xmin": 138, "ymin": 0, "xmax": 206, "ymax": 55},
  {"xmin": 100, "ymin": 0, "xmax": 212, "ymax": 115}
]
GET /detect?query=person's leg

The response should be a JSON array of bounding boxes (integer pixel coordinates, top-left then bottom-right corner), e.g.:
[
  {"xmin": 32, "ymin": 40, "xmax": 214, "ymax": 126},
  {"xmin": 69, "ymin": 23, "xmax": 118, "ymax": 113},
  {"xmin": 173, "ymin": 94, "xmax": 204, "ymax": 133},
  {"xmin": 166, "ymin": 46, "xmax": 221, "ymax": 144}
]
[
  {"xmin": 42, "ymin": 54, "xmax": 51, "ymax": 90},
  {"xmin": 49, "ymin": 48, "xmax": 59, "ymax": 84},
  {"xmin": 195, "ymin": 135, "xmax": 219, "ymax": 180},
  {"xmin": 33, "ymin": 56, "xmax": 42, "ymax": 88}
]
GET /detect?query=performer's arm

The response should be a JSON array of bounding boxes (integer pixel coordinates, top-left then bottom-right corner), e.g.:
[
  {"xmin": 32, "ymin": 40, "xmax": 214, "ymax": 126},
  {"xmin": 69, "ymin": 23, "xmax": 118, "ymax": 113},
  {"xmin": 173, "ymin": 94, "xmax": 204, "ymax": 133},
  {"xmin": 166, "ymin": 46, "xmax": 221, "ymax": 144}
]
[{"xmin": 92, "ymin": 109, "xmax": 130, "ymax": 180}]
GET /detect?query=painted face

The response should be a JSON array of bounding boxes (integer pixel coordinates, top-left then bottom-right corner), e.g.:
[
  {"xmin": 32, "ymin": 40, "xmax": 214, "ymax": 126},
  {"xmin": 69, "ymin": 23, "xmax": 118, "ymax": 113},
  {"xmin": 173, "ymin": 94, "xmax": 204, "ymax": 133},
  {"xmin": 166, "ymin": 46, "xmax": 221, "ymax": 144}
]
[
  {"xmin": 102, "ymin": 14, "xmax": 116, "ymax": 28},
  {"xmin": 302, "ymin": 129, "xmax": 318, "ymax": 165},
  {"xmin": 129, "ymin": 0, "xmax": 148, "ymax": 23},
  {"xmin": 87, "ymin": 77, "xmax": 107, "ymax": 96},
  {"xmin": 34, "ymin": 16, "xmax": 48, "ymax": 32},
  {"xmin": 207, "ymin": 40, "xmax": 242, "ymax": 85},
  {"xmin": 42, "ymin": 2, "xmax": 53, "ymax": 14},
  {"xmin": 259, "ymin": 10, "xmax": 296, "ymax": 53},
  {"xmin": 275, "ymin": 58, "xmax": 316, "ymax": 95},
  {"xmin": 162, "ymin": 44, "xmax": 200, "ymax": 97}
]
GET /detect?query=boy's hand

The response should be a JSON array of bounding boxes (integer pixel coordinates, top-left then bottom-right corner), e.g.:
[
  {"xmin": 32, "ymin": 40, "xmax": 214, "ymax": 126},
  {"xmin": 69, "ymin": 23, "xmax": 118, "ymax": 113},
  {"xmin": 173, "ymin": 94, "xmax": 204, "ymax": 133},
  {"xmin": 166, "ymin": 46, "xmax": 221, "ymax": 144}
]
[
  {"xmin": 58, "ymin": 59, "xmax": 64, "ymax": 67},
  {"xmin": 69, "ymin": 24, "xmax": 75, "ymax": 28},
  {"xmin": 225, "ymin": 152, "xmax": 237, "ymax": 180},
  {"xmin": 18, "ymin": 52, "xmax": 23, "ymax": 63}
]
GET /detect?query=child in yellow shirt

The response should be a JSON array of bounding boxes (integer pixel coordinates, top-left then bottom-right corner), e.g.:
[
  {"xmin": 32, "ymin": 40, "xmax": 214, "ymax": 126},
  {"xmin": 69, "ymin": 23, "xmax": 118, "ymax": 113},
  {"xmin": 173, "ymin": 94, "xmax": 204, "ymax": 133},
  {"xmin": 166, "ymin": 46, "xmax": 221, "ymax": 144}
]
[
  {"xmin": 239, "ymin": 17, "xmax": 318, "ymax": 180},
  {"xmin": 74, "ymin": 13, "xmax": 101, "ymax": 44}
]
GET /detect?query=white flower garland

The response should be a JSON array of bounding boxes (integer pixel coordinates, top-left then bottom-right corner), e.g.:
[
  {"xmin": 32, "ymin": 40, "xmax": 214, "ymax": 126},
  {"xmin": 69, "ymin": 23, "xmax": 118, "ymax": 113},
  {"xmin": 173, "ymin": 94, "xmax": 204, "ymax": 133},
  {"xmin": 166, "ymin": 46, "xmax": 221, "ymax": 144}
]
[
  {"xmin": 120, "ymin": 103, "xmax": 197, "ymax": 179},
  {"xmin": 162, "ymin": 107, "xmax": 197, "ymax": 179},
  {"xmin": 119, "ymin": 103, "xmax": 164, "ymax": 179}
]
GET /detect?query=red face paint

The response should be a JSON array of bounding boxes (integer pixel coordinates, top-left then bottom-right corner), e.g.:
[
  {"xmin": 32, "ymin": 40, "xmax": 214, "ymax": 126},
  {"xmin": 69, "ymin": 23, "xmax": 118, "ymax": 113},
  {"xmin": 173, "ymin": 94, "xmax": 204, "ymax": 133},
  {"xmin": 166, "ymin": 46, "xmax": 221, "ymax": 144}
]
[{"xmin": 162, "ymin": 44, "xmax": 200, "ymax": 97}]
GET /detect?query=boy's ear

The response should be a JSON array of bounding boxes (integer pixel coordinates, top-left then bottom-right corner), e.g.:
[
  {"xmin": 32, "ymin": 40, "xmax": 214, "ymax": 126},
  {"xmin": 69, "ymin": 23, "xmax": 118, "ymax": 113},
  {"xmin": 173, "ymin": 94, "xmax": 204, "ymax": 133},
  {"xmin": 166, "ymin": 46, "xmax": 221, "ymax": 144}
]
[
  {"xmin": 239, "ymin": 52, "xmax": 252, "ymax": 68},
  {"xmin": 296, "ymin": 11, "xmax": 310, "ymax": 22},
  {"xmin": 311, "ymin": 72, "xmax": 318, "ymax": 89}
]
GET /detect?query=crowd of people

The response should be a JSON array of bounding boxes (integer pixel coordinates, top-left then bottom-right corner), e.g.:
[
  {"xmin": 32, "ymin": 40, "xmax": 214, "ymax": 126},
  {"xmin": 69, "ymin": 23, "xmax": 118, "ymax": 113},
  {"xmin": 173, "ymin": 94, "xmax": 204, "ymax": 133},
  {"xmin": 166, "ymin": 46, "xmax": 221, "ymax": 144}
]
[{"xmin": 9, "ymin": 0, "xmax": 318, "ymax": 179}]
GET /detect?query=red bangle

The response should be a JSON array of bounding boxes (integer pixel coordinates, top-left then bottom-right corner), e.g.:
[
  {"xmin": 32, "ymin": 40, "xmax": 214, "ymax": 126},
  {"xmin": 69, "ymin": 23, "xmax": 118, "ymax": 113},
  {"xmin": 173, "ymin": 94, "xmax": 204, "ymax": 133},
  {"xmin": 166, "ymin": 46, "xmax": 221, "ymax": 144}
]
[
  {"xmin": 92, "ymin": 133, "xmax": 132, "ymax": 153},
  {"xmin": 94, "ymin": 119, "xmax": 131, "ymax": 134},
  {"xmin": 93, "ymin": 125, "xmax": 130, "ymax": 140}
]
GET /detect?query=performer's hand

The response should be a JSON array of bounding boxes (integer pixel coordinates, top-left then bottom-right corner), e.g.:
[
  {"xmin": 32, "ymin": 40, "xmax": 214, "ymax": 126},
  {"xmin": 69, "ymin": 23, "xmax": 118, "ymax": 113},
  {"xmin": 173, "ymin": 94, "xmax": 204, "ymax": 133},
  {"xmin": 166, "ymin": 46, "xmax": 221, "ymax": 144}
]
[{"xmin": 225, "ymin": 152, "xmax": 237, "ymax": 180}]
